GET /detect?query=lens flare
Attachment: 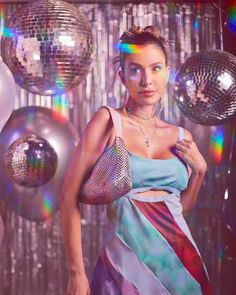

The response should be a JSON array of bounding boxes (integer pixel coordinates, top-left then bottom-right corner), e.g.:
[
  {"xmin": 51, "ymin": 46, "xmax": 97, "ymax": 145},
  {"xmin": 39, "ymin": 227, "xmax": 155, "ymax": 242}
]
[
  {"xmin": 0, "ymin": 6, "xmax": 15, "ymax": 38},
  {"xmin": 209, "ymin": 127, "xmax": 224, "ymax": 165},
  {"xmin": 52, "ymin": 94, "xmax": 69, "ymax": 123},
  {"xmin": 217, "ymin": 247, "xmax": 224, "ymax": 274},
  {"xmin": 228, "ymin": 5, "xmax": 236, "ymax": 33},
  {"xmin": 0, "ymin": 5, "xmax": 4, "ymax": 37},
  {"xmin": 194, "ymin": 19, "xmax": 199, "ymax": 31},
  {"xmin": 55, "ymin": 74, "xmax": 64, "ymax": 90},
  {"xmin": 42, "ymin": 194, "xmax": 53, "ymax": 220},
  {"xmin": 117, "ymin": 43, "xmax": 143, "ymax": 54}
]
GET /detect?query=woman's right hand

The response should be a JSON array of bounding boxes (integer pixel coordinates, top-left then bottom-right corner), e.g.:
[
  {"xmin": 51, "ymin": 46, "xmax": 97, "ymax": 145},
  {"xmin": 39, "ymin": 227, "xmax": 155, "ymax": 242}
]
[{"xmin": 67, "ymin": 271, "xmax": 91, "ymax": 295}]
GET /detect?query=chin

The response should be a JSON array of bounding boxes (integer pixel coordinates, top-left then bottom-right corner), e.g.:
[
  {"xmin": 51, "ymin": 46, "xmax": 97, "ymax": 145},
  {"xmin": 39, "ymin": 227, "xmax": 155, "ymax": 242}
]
[{"xmin": 145, "ymin": 97, "xmax": 160, "ymax": 103}]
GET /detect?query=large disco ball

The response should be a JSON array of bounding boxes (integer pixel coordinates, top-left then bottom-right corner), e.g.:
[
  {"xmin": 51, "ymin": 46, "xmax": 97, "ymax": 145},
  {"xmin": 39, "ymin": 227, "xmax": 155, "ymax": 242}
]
[
  {"xmin": 175, "ymin": 50, "xmax": 236, "ymax": 125},
  {"xmin": 1, "ymin": 0, "xmax": 94, "ymax": 95},
  {"xmin": 0, "ymin": 106, "xmax": 79, "ymax": 222},
  {"xmin": 5, "ymin": 134, "xmax": 58, "ymax": 188}
]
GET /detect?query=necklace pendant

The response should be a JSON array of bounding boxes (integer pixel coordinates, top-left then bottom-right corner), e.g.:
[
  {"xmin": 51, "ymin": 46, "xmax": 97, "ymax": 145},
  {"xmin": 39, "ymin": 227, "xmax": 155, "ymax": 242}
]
[{"xmin": 146, "ymin": 140, "xmax": 149, "ymax": 148}]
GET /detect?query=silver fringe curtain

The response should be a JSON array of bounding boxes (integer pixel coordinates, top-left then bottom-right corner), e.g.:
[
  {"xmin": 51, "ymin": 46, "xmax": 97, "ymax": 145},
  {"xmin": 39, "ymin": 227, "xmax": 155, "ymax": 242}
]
[{"xmin": 0, "ymin": 2, "xmax": 228, "ymax": 295}]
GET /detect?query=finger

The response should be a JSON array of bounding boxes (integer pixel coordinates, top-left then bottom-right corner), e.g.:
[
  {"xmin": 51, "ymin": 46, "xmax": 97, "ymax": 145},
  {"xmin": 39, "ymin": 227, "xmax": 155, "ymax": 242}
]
[
  {"xmin": 177, "ymin": 139, "xmax": 193, "ymax": 147},
  {"xmin": 182, "ymin": 139, "xmax": 192, "ymax": 143},
  {"xmin": 177, "ymin": 140, "xmax": 189, "ymax": 146},
  {"xmin": 175, "ymin": 145, "xmax": 184, "ymax": 155},
  {"xmin": 176, "ymin": 142, "xmax": 191, "ymax": 151},
  {"xmin": 176, "ymin": 143, "xmax": 186, "ymax": 150}
]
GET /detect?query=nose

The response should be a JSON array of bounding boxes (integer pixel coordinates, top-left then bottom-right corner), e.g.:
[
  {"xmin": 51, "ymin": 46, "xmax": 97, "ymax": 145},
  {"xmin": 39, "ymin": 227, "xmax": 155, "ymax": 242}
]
[{"xmin": 140, "ymin": 69, "xmax": 152, "ymax": 87}]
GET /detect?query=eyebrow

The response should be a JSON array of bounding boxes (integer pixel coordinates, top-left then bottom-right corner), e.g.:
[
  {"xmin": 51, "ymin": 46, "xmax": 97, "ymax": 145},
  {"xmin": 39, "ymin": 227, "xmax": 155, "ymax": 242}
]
[{"xmin": 129, "ymin": 62, "xmax": 164, "ymax": 67}]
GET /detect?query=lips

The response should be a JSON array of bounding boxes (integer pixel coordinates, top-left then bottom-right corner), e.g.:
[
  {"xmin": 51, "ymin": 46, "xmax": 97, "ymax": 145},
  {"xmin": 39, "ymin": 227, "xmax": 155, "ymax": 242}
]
[{"xmin": 139, "ymin": 90, "xmax": 156, "ymax": 96}]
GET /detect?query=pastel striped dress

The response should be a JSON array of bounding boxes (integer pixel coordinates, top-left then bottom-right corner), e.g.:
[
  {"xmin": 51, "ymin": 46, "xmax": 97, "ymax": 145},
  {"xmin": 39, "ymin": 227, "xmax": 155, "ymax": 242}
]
[{"xmin": 90, "ymin": 107, "xmax": 211, "ymax": 295}]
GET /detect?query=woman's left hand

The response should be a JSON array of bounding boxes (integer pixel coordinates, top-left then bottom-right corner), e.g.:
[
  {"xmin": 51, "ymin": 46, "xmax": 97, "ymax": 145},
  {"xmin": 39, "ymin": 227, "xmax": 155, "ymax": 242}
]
[{"xmin": 175, "ymin": 139, "xmax": 207, "ymax": 175}]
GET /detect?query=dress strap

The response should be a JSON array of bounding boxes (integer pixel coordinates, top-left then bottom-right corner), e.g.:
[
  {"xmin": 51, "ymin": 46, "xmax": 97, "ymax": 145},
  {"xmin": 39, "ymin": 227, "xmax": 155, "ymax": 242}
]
[
  {"xmin": 178, "ymin": 126, "xmax": 185, "ymax": 141},
  {"xmin": 178, "ymin": 126, "xmax": 192, "ymax": 177},
  {"xmin": 100, "ymin": 105, "xmax": 122, "ymax": 137}
]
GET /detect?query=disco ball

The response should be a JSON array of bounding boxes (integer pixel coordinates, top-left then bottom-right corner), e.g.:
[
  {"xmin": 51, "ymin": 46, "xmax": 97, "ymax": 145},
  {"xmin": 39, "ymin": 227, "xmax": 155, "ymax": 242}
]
[
  {"xmin": 1, "ymin": 0, "xmax": 94, "ymax": 96},
  {"xmin": 174, "ymin": 50, "xmax": 236, "ymax": 125},
  {"xmin": 5, "ymin": 134, "xmax": 58, "ymax": 188},
  {"xmin": 0, "ymin": 106, "xmax": 79, "ymax": 222}
]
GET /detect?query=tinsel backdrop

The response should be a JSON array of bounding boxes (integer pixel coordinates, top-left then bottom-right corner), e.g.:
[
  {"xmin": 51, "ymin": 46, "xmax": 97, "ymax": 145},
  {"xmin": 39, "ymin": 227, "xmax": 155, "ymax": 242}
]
[{"xmin": 0, "ymin": 1, "xmax": 232, "ymax": 295}]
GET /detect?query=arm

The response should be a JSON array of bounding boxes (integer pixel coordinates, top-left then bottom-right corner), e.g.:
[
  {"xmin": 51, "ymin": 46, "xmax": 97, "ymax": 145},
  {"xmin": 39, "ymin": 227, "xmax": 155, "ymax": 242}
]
[
  {"xmin": 60, "ymin": 107, "xmax": 112, "ymax": 289},
  {"xmin": 175, "ymin": 128, "xmax": 207, "ymax": 216}
]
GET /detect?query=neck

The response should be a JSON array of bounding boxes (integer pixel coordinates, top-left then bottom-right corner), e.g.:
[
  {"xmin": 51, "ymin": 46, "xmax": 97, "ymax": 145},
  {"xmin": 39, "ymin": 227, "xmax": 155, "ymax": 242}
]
[{"xmin": 126, "ymin": 97, "xmax": 157, "ymax": 119}]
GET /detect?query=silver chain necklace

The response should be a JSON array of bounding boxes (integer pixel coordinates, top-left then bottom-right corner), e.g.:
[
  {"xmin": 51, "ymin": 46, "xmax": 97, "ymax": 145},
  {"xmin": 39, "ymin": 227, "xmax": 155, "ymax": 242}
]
[
  {"xmin": 126, "ymin": 106, "xmax": 157, "ymax": 149},
  {"xmin": 126, "ymin": 105, "xmax": 156, "ymax": 120}
]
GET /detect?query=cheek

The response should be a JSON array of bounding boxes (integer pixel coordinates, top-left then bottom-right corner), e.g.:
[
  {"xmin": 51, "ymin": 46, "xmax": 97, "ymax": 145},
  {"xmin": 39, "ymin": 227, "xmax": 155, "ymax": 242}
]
[
  {"xmin": 125, "ymin": 75, "xmax": 141, "ymax": 88},
  {"xmin": 154, "ymin": 74, "xmax": 168, "ymax": 86}
]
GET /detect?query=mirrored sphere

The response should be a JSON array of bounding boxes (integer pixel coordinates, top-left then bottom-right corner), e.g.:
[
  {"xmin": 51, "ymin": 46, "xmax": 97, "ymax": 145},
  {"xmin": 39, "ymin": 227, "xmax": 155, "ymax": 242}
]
[
  {"xmin": 0, "ymin": 106, "xmax": 79, "ymax": 222},
  {"xmin": 175, "ymin": 50, "xmax": 236, "ymax": 125},
  {"xmin": 1, "ymin": 0, "xmax": 94, "ymax": 95},
  {"xmin": 5, "ymin": 134, "xmax": 58, "ymax": 188}
]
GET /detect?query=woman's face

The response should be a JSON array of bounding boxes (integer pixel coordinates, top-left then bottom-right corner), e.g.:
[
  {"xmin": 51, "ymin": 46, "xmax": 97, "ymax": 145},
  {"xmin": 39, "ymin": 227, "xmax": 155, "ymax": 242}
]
[{"xmin": 119, "ymin": 43, "xmax": 169, "ymax": 106}]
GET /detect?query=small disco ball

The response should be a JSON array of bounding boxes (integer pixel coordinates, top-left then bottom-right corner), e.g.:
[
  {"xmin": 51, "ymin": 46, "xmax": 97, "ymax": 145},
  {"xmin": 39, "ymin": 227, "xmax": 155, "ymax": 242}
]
[
  {"xmin": 5, "ymin": 134, "xmax": 58, "ymax": 188},
  {"xmin": 1, "ymin": 0, "xmax": 94, "ymax": 95},
  {"xmin": 0, "ymin": 106, "xmax": 79, "ymax": 222},
  {"xmin": 174, "ymin": 50, "xmax": 236, "ymax": 125}
]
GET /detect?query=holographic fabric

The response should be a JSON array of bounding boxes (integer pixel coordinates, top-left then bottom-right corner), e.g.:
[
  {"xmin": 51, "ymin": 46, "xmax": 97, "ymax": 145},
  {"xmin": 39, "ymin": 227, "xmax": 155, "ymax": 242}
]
[
  {"xmin": 91, "ymin": 187, "xmax": 211, "ymax": 295},
  {"xmin": 90, "ymin": 112, "xmax": 212, "ymax": 294}
]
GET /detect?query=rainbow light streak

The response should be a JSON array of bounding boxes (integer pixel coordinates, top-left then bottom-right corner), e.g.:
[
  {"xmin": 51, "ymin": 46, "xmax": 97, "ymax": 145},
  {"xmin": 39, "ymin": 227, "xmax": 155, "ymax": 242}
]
[
  {"xmin": 42, "ymin": 194, "xmax": 53, "ymax": 219},
  {"xmin": 209, "ymin": 127, "xmax": 224, "ymax": 165},
  {"xmin": 228, "ymin": 5, "xmax": 236, "ymax": 33},
  {"xmin": 0, "ymin": 6, "xmax": 4, "ymax": 37},
  {"xmin": 217, "ymin": 247, "xmax": 224, "ymax": 274},
  {"xmin": 28, "ymin": 157, "xmax": 44, "ymax": 179},
  {"xmin": 117, "ymin": 43, "xmax": 143, "ymax": 54},
  {"xmin": 193, "ymin": 19, "xmax": 199, "ymax": 31},
  {"xmin": 26, "ymin": 111, "xmax": 36, "ymax": 132},
  {"xmin": 52, "ymin": 95, "xmax": 69, "ymax": 123},
  {"xmin": 194, "ymin": 0, "xmax": 201, "ymax": 32},
  {"xmin": 2, "ymin": 27, "xmax": 14, "ymax": 38},
  {"xmin": 0, "ymin": 6, "xmax": 15, "ymax": 38},
  {"xmin": 55, "ymin": 74, "xmax": 64, "ymax": 89}
]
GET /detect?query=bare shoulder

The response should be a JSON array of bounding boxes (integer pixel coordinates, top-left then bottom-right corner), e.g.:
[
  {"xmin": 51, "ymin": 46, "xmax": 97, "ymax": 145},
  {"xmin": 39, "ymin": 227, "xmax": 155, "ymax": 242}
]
[
  {"xmin": 81, "ymin": 106, "xmax": 113, "ymax": 151},
  {"xmin": 84, "ymin": 106, "xmax": 113, "ymax": 136},
  {"xmin": 163, "ymin": 123, "xmax": 193, "ymax": 143},
  {"xmin": 89, "ymin": 106, "xmax": 111, "ymax": 126}
]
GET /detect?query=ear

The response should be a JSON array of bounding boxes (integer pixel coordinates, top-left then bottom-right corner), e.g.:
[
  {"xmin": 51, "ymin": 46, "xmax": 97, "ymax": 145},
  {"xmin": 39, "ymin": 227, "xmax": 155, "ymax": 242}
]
[{"xmin": 118, "ymin": 70, "xmax": 126, "ymax": 86}]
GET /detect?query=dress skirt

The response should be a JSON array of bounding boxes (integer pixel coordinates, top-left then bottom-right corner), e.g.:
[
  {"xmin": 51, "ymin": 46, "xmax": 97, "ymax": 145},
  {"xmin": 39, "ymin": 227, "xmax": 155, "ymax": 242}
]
[{"xmin": 90, "ymin": 186, "xmax": 212, "ymax": 295}]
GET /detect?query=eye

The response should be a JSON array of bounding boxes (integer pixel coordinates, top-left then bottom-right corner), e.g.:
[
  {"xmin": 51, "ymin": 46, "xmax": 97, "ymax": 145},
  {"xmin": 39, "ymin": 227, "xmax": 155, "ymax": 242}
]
[
  {"xmin": 130, "ymin": 67, "xmax": 141, "ymax": 75},
  {"xmin": 153, "ymin": 65, "xmax": 162, "ymax": 72}
]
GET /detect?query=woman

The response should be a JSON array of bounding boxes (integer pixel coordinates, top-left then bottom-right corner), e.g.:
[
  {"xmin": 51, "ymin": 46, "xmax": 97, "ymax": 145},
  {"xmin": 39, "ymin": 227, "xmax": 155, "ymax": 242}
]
[{"xmin": 60, "ymin": 25, "xmax": 211, "ymax": 295}]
